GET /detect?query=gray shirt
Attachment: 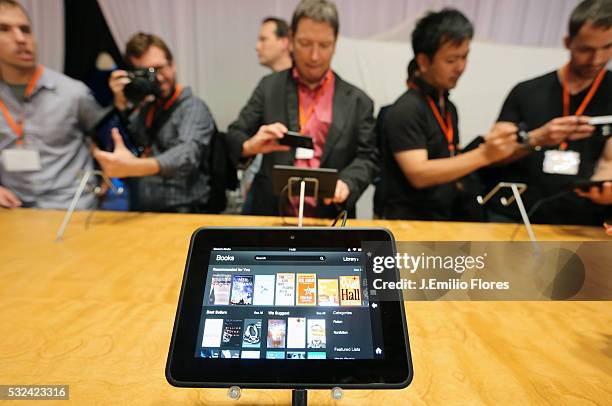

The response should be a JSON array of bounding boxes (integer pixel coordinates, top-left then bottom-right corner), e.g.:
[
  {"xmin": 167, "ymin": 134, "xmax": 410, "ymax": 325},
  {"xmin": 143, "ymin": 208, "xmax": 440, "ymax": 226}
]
[
  {"xmin": 126, "ymin": 87, "xmax": 214, "ymax": 212},
  {"xmin": 0, "ymin": 67, "xmax": 105, "ymax": 209}
]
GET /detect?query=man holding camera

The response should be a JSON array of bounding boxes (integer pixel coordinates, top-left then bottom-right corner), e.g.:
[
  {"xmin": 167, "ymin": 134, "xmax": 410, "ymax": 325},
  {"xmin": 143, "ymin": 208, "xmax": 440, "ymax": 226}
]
[
  {"xmin": 227, "ymin": 0, "xmax": 378, "ymax": 218},
  {"xmin": 95, "ymin": 32, "xmax": 215, "ymax": 213},
  {"xmin": 487, "ymin": 0, "xmax": 612, "ymax": 225},
  {"xmin": 0, "ymin": 0, "xmax": 104, "ymax": 209}
]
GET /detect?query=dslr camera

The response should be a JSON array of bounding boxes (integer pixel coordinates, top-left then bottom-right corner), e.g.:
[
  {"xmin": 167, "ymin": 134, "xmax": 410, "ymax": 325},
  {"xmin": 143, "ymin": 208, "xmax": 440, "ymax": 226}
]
[{"xmin": 124, "ymin": 67, "xmax": 161, "ymax": 105}]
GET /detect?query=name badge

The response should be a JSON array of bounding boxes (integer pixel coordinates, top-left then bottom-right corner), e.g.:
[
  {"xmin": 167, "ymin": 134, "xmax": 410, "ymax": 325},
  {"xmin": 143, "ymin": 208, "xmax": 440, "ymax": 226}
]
[
  {"xmin": 542, "ymin": 150, "xmax": 580, "ymax": 175},
  {"xmin": 2, "ymin": 148, "xmax": 42, "ymax": 172},
  {"xmin": 295, "ymin": 147, "xmax": 314, "ymax": 160}
]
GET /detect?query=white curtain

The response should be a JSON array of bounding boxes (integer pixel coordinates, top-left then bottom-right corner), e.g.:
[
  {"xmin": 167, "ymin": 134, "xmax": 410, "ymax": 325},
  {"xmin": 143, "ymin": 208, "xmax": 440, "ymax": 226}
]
[
  {"xmin": 96, "ymin": 0, "xmax": 584, "ymax": 219},
  {"xmin": 98, "ymin": 0, "xmax": 581, "ymax": 133},
  {"xmin": 20, "ymin": 0, "xmax": 64, "ymax": 72},
  {"xmin": 100, "ymin": 0, "xmax": 581, "ymax": 47}
]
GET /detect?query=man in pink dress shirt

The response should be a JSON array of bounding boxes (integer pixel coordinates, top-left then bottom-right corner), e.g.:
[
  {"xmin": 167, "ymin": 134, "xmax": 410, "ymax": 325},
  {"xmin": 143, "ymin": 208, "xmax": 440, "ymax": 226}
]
[{"xmin": 227, "ymin": 0, "xmax": 378, "ymax": 218}]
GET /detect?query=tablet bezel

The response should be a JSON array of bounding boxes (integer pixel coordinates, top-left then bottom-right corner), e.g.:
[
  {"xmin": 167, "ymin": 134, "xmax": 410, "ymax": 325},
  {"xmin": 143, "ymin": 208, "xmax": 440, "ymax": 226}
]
[{"xmin": 166, "ymin": 227, "xmax": 413, "ymax": 389}]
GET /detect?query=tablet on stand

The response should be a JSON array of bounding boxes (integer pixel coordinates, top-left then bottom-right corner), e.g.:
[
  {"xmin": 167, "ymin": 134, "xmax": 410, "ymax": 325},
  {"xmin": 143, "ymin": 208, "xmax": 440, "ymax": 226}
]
[
  {"xmin": 166, "ymin": 227, "xmax": 413, "ymax": 405},
  {"xmin": 272, "ymin": 165, "xmax": 338, "ymax": 227}
]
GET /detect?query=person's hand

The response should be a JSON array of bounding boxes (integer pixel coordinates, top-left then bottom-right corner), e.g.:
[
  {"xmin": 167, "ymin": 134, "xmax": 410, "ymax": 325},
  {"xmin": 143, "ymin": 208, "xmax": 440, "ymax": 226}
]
[
  {"xmin": 0, "ymin": 186, "xmax": 22, "ymax": 208},
  {"xmin": 529, "ymin": 116, "xmax": 594, "ymax": 147},
  {"xmin": 108, "ymin": 69, "xmax": 130, "ymax": 111},
  {"xmin": 92, "ymin": 128, "xmax": 141, "ymax": 178},
  {"xmin": 604, "ymin": 220, "xmax": 612, "ymax": 236},
  {"xmin": 480, "ymin": 121, "xmax": 519, "ymax": 163},
  {"xmin": 324, "ymin": 179, "xmax": 350, "ymax": 205},
  {"xmin": 241, "ymin": 123, "xmax": 291, "ymax": 158},
  {"xmin": 574, "ymin": 181, "xmax": 612, "ymax": 205}
]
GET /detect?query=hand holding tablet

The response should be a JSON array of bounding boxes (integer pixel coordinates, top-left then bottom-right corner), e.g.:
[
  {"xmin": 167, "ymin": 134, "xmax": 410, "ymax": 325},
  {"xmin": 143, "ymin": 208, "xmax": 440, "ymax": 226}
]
[{"xmin": 574, "ymin": 179, "xmax": 612, "ymax": 205}]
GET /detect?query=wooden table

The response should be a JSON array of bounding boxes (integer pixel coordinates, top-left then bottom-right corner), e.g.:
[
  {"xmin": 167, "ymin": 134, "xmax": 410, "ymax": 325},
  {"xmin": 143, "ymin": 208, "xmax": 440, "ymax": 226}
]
[{"xmin": 0, "ymin": 209, "xmax": 610, "ymax": 405}]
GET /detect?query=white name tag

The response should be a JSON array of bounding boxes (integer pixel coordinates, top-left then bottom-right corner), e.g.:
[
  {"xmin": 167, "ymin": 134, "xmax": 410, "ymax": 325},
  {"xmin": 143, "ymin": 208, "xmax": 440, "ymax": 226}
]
[
  {"xmin": 295, "ymin": 147, "xmax": 314, "ymax": 160},
  {"xmin": 542, "ymin": 150, "xmax": 580, "ymax": 175},
  {"xmin": 2, "ymin": 148, "xmax": 42, "ymax": 172}
]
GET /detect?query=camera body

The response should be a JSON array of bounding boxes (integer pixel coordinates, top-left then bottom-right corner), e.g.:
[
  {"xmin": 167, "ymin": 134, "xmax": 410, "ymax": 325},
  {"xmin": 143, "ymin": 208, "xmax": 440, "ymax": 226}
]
[{"xmin": 124, "ymin": 67, "xmax": 161, "ymax": 105}]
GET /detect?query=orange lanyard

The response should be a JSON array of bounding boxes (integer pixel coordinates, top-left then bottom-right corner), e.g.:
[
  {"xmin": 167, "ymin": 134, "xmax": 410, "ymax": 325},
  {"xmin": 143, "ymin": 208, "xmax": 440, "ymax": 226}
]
[
  {"xmin": 410, "ymin": 83, "xmax": 455, "ymax": 154},
  {"xmin": 298, "ymin": 71, "xmax": 333, "ymax": 132},
  {"xmin": 0, "ymin": 65, "xmax": 45, "ymax": 146},
  {"xmin": 560, "ymin": 65, "xmax": 605, "ymax": 150},
  {"xmin": 145, "ymin": 84, "xmax": 183, "ymax": 129}
]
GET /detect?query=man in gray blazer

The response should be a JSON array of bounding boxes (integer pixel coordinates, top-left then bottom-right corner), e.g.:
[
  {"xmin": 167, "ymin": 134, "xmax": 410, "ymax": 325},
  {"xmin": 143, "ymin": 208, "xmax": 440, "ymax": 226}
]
[{"xmin": 227, "ymin": 0, "xmax": 378, "ymax": 218}]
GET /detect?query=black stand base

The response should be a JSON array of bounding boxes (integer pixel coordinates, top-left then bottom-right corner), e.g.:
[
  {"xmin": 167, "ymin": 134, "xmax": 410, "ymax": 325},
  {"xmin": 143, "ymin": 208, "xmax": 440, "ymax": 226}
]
[{"xmin": 292, "ymin": 389, "xmax": 307, "ymax": 406}]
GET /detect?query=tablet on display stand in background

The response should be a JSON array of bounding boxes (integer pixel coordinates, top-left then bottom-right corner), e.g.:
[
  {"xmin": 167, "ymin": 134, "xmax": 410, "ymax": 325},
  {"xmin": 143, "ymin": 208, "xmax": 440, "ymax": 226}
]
[{"xmin": 272, "ymin": 165, "xmax": 338, "ymax": 227}]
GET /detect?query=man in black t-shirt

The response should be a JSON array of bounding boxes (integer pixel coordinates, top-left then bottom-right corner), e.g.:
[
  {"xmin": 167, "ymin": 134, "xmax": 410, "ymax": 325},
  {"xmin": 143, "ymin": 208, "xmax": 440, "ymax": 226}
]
[
  {"xmin": 380, "ymin": 9, "xmax": 519, "ymax": 220},
  {"xmin": 373, "ymin": 60, "xmax": 419, "ymax": 218},
  {"xmin": 489, "ymin": 0, "xmax": 612, "ymax": 226}
]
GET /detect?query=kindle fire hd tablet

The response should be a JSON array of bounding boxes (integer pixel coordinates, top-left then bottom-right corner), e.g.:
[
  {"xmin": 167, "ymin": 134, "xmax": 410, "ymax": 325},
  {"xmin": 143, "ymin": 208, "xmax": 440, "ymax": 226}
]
[{"xmin": 166, "ymin": 227, "xmax": 412, "ymax": 389}]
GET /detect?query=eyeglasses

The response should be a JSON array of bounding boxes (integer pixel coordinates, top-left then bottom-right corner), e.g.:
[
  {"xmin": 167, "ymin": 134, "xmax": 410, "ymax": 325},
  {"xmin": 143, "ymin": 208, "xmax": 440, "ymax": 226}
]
[{"xmin": 150, "ymin": 62, "xmax": 171, "ymax": 72}]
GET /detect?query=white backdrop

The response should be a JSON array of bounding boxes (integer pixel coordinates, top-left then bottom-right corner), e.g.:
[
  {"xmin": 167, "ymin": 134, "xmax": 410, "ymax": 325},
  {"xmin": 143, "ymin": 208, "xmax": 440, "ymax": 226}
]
[
  {"xmin": 15, "ymin": 0, "xmax": 587, "ymax": 137},
  {"xmin": 95, "ymin": 0, "xmax": 586, "ymax": 218},
  {"xmin": 22, "ymin": 0, "xmax": 595, "ymax": 218},
  {"xmin": 21, "ymin": 0, "xmax": 64, "ymax": 73},
  {"xmin": 96, "ymin": 0, "xmax": 582, "ymax": 137}
]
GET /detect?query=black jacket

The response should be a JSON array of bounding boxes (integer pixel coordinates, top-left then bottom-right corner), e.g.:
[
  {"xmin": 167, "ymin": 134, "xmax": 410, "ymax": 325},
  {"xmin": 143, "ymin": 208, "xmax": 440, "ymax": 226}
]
[{"xmin": 227, "ymin": 69, "xmax": 378, "ymax": 218}]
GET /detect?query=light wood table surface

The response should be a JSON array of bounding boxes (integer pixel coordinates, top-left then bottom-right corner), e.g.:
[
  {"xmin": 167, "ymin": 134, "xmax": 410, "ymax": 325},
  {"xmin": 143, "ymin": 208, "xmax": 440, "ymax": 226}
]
[{"xmin": 0, "ymin": 209, "xmax": 610, "ymax": 405}]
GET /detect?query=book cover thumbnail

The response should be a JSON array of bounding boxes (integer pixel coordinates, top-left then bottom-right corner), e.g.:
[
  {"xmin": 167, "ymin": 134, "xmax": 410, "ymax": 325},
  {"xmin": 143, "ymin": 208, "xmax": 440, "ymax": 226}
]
[
  {"xmin": 253, "ymin": 274, "xmax": 275, "ymax": 305},
  {"xmin": 307, "ymin": 319, "xmax": 326, "ymax": 349},
  {"xmin": 286, "ymin": 317, "xmax": 306, "ymax": 348},
  {"xmin": 240, "ymin": 350, "xmax": 260, "ymax": 359},
  {"xmin": 286, "ymin": 351, "xmax": 306, "ymax": 359},
  {"xmin": 201, "ymin": 318, "xmax": 223, "ymax": 347},
  {"xmin": 267, "ymin": 319, "xmax": 287, "ymax": 348},
  {"xmin": 242, "ymin": 319, "xmax": 262, "ymax": 348},
  {"xmin": 221, "ymin": 319, "xmax": 243, "ymax": 348},
  {"xmin": 230, "ymin": 274, "xmax": 253, "ymax": 305},
  {"xmin": 266, "ymin": 351, "xmax": 285, "ymax": 359},
  {"xmin": 200, "ymin": 349, "xmax": 219, "ymax": 358},
  {"xmin": 296, "ymin": 273, "xmax": 316, "ymax": 306},
  {"xmin": 220, "ymin": 350, "xmax": 240, "ymax": 358},
  {"xmin": 208, "ymin": 273, "xmax": 231, "ymax": 305},
  {"xmin": 339, "ymin": 275, "xmax": 362, "ymax": 306},
  {"xmin": 275, "ymin": 273, "xmax": 295, "ymax": 306},
  {"xmin": 318, "ymin": 278, "xmax": 339, "ymax": 306}
]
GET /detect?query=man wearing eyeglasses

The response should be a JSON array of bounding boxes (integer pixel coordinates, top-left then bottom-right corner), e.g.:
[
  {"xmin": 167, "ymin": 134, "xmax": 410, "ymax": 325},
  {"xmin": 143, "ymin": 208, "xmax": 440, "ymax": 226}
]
[
  {"xmin": 96, "ymin": 32, "xmax": 215, "ymax": 213},
  {"xmin": 227, "ymin": 0, "xmax": 378, "ymax": 218}
]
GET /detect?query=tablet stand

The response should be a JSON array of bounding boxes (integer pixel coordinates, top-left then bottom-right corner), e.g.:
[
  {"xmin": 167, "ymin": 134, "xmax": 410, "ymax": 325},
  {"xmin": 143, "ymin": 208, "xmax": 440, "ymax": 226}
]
[
  {"xmin": 477, "ymin": 182, "xmax": 538, "ymax": 246},
  {"xmin": 292, "ymin": 389, "xmax": 307, "ymax": 406},
  {"xmin": 287, "ymin": 176, "xmax": 319, "ymax": 227},
  {"xmin": 55, "ymin": 170, "xmax": 124, "ymax": 242},
  {"xmin": 227, "ymin": 386, "xmax": 343, "ymax": 405},
  {"xmin": 291, "ymin": 387, "xmax": 344, "ymax": 405}
]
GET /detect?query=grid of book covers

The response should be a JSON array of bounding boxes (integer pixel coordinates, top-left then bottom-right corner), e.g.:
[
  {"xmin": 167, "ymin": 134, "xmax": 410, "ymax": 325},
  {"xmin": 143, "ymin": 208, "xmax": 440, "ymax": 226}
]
[
  {"xmin": 201, "ymin": 272, "xmax": 363, "ymax": 359},
  {"xmin": 208, "ymin": 273, "xmax": 362, "ymax": 307}
]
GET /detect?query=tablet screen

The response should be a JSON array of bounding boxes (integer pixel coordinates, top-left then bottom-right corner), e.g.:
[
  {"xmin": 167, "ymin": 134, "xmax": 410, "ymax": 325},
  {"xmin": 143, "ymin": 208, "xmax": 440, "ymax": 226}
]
[
  {"xmin": 196, "ymin": 247, "xmax": 384, "ymax": 360},
  {"xmin": 166, "ymin": 227, "xmax": 412, "ymax": 388}
]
